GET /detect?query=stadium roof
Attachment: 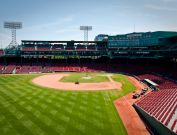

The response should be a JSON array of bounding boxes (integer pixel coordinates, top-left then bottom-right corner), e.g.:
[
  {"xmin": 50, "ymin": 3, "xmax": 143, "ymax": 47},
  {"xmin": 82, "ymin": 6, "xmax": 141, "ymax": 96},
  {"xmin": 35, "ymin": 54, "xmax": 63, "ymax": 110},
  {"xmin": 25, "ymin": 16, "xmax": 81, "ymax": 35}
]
[{"xmin": 144, "ymin": 79, "xmax": 158, "ymax": 87}]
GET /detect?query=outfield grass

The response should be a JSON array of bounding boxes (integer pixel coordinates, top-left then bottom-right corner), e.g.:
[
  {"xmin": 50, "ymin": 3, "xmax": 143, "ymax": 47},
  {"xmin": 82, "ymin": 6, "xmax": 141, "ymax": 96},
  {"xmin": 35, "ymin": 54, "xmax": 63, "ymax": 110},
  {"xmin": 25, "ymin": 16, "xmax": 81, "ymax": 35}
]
[
  {"xmin": 0, "ymin": 73, "xmax": 135, "ymax": 135},
  {"xmin": 60, "ymin": 73, "xmax": 109, "ymax": 83},
  {"xmin": 111, "ymin": 74, "xmax": 136, "ymax": 98}
]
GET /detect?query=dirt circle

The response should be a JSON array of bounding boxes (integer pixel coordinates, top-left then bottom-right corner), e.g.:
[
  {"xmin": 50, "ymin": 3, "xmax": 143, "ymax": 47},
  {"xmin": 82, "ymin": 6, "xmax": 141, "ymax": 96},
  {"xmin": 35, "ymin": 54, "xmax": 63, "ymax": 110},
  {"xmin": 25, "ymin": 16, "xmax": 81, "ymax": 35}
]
[{"xmin": 32, "ymin": 73, "xmax": 122, "ymax": 91}]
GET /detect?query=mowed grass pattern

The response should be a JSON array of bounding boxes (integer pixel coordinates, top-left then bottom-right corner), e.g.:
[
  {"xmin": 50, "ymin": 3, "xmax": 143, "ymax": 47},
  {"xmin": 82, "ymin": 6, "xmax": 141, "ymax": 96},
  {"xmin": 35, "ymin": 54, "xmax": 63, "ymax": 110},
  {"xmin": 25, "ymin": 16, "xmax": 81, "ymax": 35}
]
[
  {"xmin": 0, "ymin": 74, "xmax": 135, "ymax": 135},
  {"xmin": 60, "ymin": 73, "xmax": 109, "ymax": 83}
]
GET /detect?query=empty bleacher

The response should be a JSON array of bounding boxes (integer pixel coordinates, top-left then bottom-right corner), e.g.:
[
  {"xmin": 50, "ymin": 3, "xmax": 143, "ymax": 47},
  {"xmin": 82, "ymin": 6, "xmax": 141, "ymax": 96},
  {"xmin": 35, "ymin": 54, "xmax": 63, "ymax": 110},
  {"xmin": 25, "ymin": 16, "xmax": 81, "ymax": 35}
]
[
  {"xmin": 52, "ymin": 44, "xmax": 64, "ymax": 50},
  {"xmin": 36, "ymin": 44, "xmax": 51, "ymax": 51},
  {"xmin": 2, "ymin": 64, "xmax": 16, "ymax": 74},
  {"xmin": 0, "ymin": 64, "xmax": 4, "ymax": 73},
  {"xmin": 0, "ymin": 49, "xmax": 4, "ymax": 56},
  {"xmin": 134, "ymin": 73, "xmax": 177, "ymax": 133}
]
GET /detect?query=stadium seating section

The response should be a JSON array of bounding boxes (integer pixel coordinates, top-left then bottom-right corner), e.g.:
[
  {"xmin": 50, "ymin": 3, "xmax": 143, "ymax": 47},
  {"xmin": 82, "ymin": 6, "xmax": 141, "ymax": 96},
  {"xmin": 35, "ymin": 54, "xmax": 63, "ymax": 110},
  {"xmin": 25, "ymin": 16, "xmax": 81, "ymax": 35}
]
[
  {"xmin": 0, "ymin": 62, "xmax": 176, "ymax": 133},
  {"xmin": 135, "ymin": 74, "xmax": 177, "ymax": 133},
  {"xmin": 0, "ymin": 49, "xmax": 4, "ymax": 56},
  {"xmin": 20, "ymin": 43, "xmax": 109, "ymax": 51}
]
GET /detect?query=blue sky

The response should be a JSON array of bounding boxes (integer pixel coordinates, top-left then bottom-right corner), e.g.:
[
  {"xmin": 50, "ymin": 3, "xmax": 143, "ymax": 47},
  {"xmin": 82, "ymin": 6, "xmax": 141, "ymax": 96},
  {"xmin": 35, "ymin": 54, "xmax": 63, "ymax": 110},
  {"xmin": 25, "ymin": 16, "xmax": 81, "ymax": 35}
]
[{"xmin": 0, "ymin": 0, "xmax": 177, "ymax": 48}]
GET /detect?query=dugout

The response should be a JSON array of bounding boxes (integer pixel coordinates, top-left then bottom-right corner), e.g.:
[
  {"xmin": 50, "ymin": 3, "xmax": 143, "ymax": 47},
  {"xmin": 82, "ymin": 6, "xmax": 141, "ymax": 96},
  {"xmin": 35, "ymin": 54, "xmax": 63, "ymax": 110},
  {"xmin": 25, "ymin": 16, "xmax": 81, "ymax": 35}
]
[{"xmin": 142, "ymin": 79, "xmax": 158, "ymax": 90}]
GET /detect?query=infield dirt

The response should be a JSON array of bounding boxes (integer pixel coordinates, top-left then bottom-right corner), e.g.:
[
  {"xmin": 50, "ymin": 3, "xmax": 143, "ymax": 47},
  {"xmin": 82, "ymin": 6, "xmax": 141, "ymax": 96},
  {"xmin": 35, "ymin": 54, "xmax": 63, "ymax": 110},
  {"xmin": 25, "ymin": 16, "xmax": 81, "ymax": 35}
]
[{"xmin": 32, "ymin": 73, "xmax": 122, "ymax": 91}]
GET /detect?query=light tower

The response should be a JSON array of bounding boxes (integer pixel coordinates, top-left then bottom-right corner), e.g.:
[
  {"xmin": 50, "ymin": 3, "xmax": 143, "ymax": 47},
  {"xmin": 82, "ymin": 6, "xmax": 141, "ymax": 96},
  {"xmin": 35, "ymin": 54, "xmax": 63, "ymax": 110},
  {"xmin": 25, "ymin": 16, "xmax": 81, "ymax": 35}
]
[
  {"xmin": 80, "ymin": 26, "xmax": 92, "ymax": 42},
  {"xmin": 4, "ymin": 21, "xmax": 22, "ymax": 48}
]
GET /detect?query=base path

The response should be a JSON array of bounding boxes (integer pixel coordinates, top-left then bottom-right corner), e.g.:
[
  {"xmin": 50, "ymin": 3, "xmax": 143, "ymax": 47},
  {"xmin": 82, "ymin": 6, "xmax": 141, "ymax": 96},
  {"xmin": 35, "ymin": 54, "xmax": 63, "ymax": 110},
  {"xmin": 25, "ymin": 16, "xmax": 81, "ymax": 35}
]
[
  {"xmin": 32, "ymin": 73, "xmax": 122, "ymax": 91},
  {"xmin": 114, "ymin": 76, "xmax": 150, "ymax": 135}
]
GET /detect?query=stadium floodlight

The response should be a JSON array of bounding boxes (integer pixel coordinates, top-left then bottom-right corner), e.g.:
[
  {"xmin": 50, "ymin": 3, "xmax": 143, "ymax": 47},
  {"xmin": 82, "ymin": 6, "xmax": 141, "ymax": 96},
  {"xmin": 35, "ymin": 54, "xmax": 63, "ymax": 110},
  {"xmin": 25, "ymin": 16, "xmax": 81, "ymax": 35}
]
[
  {"xmin": 4, "ymin": 21, "xmax": 22, "ymax": 48},
  {"xmin": 80, "ymin": 26, "xmax": 92, "ymax": 42}
]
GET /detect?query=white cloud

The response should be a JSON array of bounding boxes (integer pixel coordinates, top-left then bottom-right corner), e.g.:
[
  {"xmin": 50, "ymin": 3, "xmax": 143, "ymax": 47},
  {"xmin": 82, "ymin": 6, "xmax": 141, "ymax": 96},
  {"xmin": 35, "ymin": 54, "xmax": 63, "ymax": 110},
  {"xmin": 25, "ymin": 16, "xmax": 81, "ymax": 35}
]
[
  {"xmin": 0, "ymin": 33, "xmax": 11, "ymax": 48},
  {"xmin": 161, "ymin": 0, "xmax": 177, "ymax": 2},
  {"xmin": 25, "ymin": 15, "xmax": 74, "ymax": 31},
  {"xmin": 145, "ymin": 4, "xmax": 177, "ymax": 11},
  {"xmin": 0, "ymin": 33, "xmax": 11, "ymax": 39},
  {"xmin": 55, "ymin": 25, "xmax": 78, "ymax": 34}
]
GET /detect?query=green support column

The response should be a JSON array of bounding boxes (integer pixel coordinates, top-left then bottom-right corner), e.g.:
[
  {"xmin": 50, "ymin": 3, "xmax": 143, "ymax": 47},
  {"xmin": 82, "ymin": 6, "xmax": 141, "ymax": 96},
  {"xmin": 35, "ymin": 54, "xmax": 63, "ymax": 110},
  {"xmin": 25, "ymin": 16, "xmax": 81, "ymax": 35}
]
[
  {"xmin": 78, "ymin": 56, "xmax": 80, "ymax": 66},
  {"xmin": 3, "ymin": 56, "xmax": 7, "ymax": 66},
  {"xmin": 146, "ymin": 59, "xmax": 149, "ymax": 67},
  {"xmin": 126, "ymin": 58, "xmax": 129, "ymax": 65},
  {"xmin": 20, "ymin": 56, "xmax": 22, "ymax": 66},
  {"xmin": 65, "ymin": 56, "xmax": 68, "ymax": 64},
  {"xmin": 92, "ymin": 56, "xmax": 94, "ymax": 65},
  {"xmin": 107, "ymin": 57, "xmax": 110, "ymax": 71},
  {"xmin": 173, "ymin": 57, "xmax": 177, "ymax": 69},
  {"xmin": 50, "ymin": 56, "xmax": 52, "ymax": 65}
]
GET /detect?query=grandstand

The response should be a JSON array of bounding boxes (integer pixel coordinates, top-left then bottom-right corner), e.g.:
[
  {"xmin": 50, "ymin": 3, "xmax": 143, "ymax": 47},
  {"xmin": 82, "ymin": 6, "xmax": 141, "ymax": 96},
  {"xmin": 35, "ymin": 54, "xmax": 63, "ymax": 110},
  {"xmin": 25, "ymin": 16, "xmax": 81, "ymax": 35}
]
[
  {"xmin": 0, "ymin": 31, "xmax": 177, "ymax": 135},
  {"xmin": 134, "ymin": 73, "xmax": 177, "ymax": 134}
]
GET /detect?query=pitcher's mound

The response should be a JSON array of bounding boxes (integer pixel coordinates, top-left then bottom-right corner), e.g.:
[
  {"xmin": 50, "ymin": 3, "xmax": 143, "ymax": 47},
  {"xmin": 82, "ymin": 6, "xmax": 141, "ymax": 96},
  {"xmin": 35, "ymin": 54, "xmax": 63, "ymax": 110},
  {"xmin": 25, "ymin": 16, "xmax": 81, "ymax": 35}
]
[{"xmin": 32, "ymin": 73, "xmax": 122, "ymax": 91}]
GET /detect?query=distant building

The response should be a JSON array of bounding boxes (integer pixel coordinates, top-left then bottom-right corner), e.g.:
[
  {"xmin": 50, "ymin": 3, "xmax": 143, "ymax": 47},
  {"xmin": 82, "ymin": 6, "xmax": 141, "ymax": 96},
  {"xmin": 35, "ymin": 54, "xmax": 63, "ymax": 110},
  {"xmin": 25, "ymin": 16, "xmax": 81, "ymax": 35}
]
[
  {"xmin": 94, "ymin": 34, "xmax": 108, "ymax": 41},
  {"xmin": 95, "ymin": 31, "xmax": 177, "ymax": 48}
]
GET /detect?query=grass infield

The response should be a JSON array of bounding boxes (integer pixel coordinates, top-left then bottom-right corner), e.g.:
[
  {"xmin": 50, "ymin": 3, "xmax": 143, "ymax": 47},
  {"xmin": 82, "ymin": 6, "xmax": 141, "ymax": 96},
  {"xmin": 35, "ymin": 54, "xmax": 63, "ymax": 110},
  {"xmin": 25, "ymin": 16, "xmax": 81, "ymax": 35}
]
[
  {"xmin": 60, "ymin": 72, "xmax": 109, "ymax": 83},
  {"xmin": 0, "ymin": 73, "xmax": 135, "ymax": 135}
]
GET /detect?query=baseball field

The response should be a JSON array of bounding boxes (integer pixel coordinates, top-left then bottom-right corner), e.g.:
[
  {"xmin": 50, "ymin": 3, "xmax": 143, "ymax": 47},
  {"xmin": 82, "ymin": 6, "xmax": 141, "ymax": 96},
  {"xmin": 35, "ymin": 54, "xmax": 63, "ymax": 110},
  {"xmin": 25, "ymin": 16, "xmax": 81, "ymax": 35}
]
[{"xmin": 0, "ymin": 72, "xmax": 136, "ymax": 135}]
